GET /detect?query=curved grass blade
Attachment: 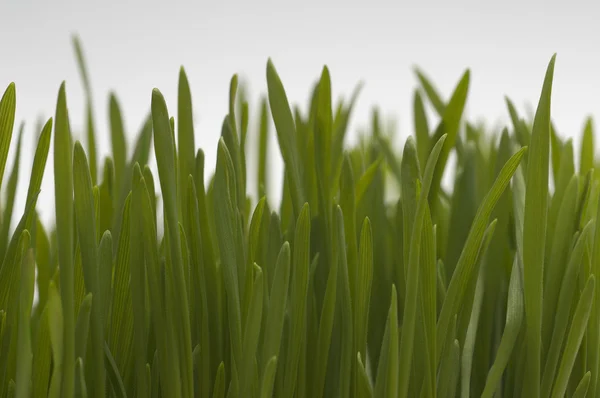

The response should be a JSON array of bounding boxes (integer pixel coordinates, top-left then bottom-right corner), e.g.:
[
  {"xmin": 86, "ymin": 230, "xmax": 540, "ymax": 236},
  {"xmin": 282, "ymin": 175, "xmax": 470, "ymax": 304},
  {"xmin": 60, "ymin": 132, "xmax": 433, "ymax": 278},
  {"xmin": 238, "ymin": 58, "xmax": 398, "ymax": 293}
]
[
  {"xmin": 47, "ymin": 281, "xmax": 63, "ymax": 398},
  {"xmin": 109, "ymin": 94, "xmax": 127, "ymax": 190},
  {"xmin": 239, "ymin": 265, "xmax": 263, "ymax": 395},
  {"xmin": 266, "ymin": 60, "xmax": 304, "ymax": 216},
  {"xmin": 75, "ymin": 357, "xmax": 88, "ymax": 398},
  {"xmin": 74, "ymin": 293, "xmax": 92, "ymax": 361},
  {"xmin": 0, "ymin": 127, "xmax": 23, "ymax": 259},
  {"xmin": 260, "ymin": 356, "xmax": 277, "ymax": 398},
  {"xmin": 177, "ymin": 67, "xmax": 196, "ymax": 223},
  {"xmin": 480, "ymin": 257, "xmax": 524, "ymax": 398},
  {"xmin": 414, "ymin": 68, "xmax": 445, "ymax": 115},
  {"xmin": 541, "ymin": 220, "xmax": 594, "ymax": 397},
  {"xmin": 212, "ymin": 362, "xmax": 225, "ymax": 398},
  {"xmin": 580, "ymin": 117, "xmax": 594, "ymax": 174},
  {"xmin": 104, "ymin": 342, "xmax": 127, "ymax": 398},
  {"xmin": 436, "ymin": 146, "xmax": 527, "ymax": 365},
  {"xmin": 522, "ymin": 55, "xmax": 556, "ymax": 398},
  {"xmin": 573, "ymin": 371, "xmax": 591, "ymax": 398},
  {"xmin": 374, "ymin": 285, "xmax": 399, "ymax": 398},
  {"xmin": 551, "ymin": 275, "xmax": 595, "ymax": 398}
]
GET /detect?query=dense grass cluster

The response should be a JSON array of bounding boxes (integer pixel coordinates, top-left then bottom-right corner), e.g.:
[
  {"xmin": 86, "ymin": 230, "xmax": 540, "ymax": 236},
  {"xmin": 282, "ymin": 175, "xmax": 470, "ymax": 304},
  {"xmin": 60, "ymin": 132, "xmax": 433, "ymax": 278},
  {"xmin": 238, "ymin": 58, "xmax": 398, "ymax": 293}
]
[{"xmin": 0, "ymin": 38, "xmax": 597, "ymax": 398}]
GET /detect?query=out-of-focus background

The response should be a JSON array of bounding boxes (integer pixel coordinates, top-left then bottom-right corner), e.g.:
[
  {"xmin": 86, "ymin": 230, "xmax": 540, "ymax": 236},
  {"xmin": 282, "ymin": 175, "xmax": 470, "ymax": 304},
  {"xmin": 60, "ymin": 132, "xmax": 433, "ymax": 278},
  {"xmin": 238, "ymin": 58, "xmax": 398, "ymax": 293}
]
[{"xmin": 1, "ymin": 0, "xmax": 599, "ymax": 227}]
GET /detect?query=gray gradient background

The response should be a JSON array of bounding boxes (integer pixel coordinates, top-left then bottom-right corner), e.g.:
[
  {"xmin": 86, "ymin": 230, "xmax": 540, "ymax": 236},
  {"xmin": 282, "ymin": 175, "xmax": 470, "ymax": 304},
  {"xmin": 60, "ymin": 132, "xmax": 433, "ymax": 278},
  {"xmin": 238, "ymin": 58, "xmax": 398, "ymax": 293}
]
[{"xmin": 1, "ymin": 0, "xmax": 599, "ymax": 227}]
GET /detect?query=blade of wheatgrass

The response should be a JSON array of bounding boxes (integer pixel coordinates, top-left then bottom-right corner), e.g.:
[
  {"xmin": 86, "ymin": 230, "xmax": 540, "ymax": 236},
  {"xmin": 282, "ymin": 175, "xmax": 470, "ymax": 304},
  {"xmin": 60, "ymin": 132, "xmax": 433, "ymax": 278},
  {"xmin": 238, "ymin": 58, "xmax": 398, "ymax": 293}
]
[
  {"xmin": 214, "ymin": 138, "xmax": 243, "ymax": 375},
  {"xmin": 283, "ymin": 203, "xmax": 310, "ymax": 398},
  {"xmin": 428, "ymin": 70, "xmax": 470, "ymax": 204},
  {"xmin": 356, "ymin": 353, "xmax": 373, "ymax": 398},
  {"xmin": 177, "ymin": 67, "xmax": 196, "ymax": 225},
  {"xmin": 14, "ymin": 249, "xmax": 34, "ymax": 398},
  {"xmin": 460, "ymin": 220, "xmax": 497, "ymax": 398},
  {"xmin": 401, "ymin": 137, "xmax": 421, "ymax": 275},
  {"xmin": 397, "ymin": 134, "xmax": 447, "ymax": 398},
  {"xmin": 436, "ymin": 146, "xmax": 527, "ymax": 365},
  {"xmin": 108, "ymin": 194, "xmax": 134, "ymax": 381},
  {"xmin": 103, "ymin": 343, "xmax": 127, "ymax": 398},
  {"xmin": 573, "ymin": 371, "xmax": 591, "ymax": 398},
  {"xmin": 260, "ymin": 356, "xmax": 277, "ymax": 398},
  {"xmin": 72, "ymin": 36, "xmax": 97, "ymax": 185},
  {"xmin": 590, "ymin": 179, "xmax": 600, "ymax": 397},
  {"xmin": 0, "ymin": 83, "xmax": 16, "ymax": 192},
  {"xmin": 186, "ymin": 176, "xmax": 212, "ymax": 398},
  {"xmin": 414, "ymin": 68, "xmax": 446, "ymax": 115},
  {"xmin": 75, "ymin": 357, "xmax": 88, "ymax": 398},
  {"xmin": 541, "ymin": 221, "xmax": 594, "ymax": 397},
  {"xmin": 266, "ymin": 60, "xmax": 304, "ymax": 217},
  {"xmin": 480, "ymin": 257, "xmax": 524, "ymax": 398},
  {"xmin": 135, "ymin": 174, "xmax": 181, "ymax": 396},
  {"xmin": 373, "ymin": 285, "xmax": 399, "ymax": 398},
  {"xmin": 74, "ymin": 293, "xmax": 92, "ymax": 361},
  {"xmin": 212, "ymin": 362, "xmax": 225, "ymax": 398},
  {"xmin": 257, "ymin": 97, "xmax": 270, "ymax": 198},
  {"xmin": 97, "ymin": 231, "xmax": 112, "ymax": 333},
  {"xmin": 32, "ymin": 304, "xmax": 51, "ymax": 398},
  {"xmin": 239, "ymin": 265, "xmax": 263, "ymax": 395},
  {"xmin": 129, "ymin": 164, "xmax": 148, "ymax": 397},
  {"xmin": 109, "ymin": 93, "xmax": 127, "ymax": 190},
  {"xmin": 0, "ymin": 127, "xmax": 23, "ymax": 259},
  {"xmin": 522, "ymin": 54, "xmax": 556, "ymax": 398},
  {"xmin": 413, "ymin": 90, "xmax": 430, "ymax": 169},
  {"xmin": 73, "ymin": 141, "xmax": 105, "ymax": 398},
  {"xmin": 47, "ymin": 281, "xmax": 64, "ymax": 398},
  {"xmin": 261, "ymin": 242, "xmax": 290, "ymax": 373},
  {"xmin": 580, "ymin": 117, "xmax": 594, "ymax": 175},
  {"xmin": 551, "ymin": 275, "xmax": 595, "ymax": 398},
  {"xmin": 312, "ymin": 219, "xmax": 338, "ymax": 398},
  {"xmin": 53, "ymin": 82, "xmax": 75, "ymax": 398},
  {"xmin": 151, "ymin": 88, "xmax": 193, "ymax": 397}
]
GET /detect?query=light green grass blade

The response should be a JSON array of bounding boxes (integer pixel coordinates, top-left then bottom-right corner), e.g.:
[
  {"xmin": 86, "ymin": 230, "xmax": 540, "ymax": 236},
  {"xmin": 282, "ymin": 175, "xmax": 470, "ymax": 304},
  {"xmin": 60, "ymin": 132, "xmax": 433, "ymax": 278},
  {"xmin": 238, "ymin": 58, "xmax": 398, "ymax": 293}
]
[
  {"xmin": 151, "ymin": 88, "xmax": 193, "ymax": 397},
  {"xmin": 398, "ymin": 134, "xmax": 447, "ymax": 398},
  {"xmin": 580, "ymin": 117, "xmax": 594, "ymax": 175},
  {"xmin": 374, "ymin": 285, "xmax": 399, "ymax": 398},
  {"xmin": 266, "ymin": 60, "xmax": 304, "ymax": 216},
  {"xmin": 47, "ymin": 281, "xmax": 64, "ymax": 398},
  {"xmin": 573, "ymin": 371, "xmax": 591, "ymax": 398},
  {"xmin": 541, "ymin": 220, "xmax": 594, "ymax": 396},
  {"xmin": 32, "ymin": 304, "xmax": 52, "ymax": 398},
  {"xmin": 480, "ymin": 257, "xmax": 524, "ymax": 398},
  {"xmin": 261, "ymin": 242, "xmax": 290, "ymax": 373},
  {"xmin": 177, "ymin": 67, "xmax": 196, "ymax": 223},
  {"xmin": 257, "ymin": 98, "xmax": 270, "ymax": 198},
  {"xmin": 75, "ymin": 357, "xmax": 88, "ymax": 398},
  {"xmin": 239, "ymin": 265, "xmax": 263, "ymax": 395},
  {"xmin": 260, "ymin": 356, "xmax": 277, "ymax": 398},
  {"xmin": 522, "ymin": 55, "xmax": 556, "ymax": 398},
  {"xmin": 437, "ymin": 146, "xmax": 527, "ymax": 365},
  {"xmin": 53, "ymin": 82, "xmax": 75, "ymax": 398},
  {"xmin": 414, "ymin": 68, "xmax": 445, "ymax": 115},
  {"xmin": 212, "ymin": 362, "xmax": 225, "ymax": 398},
  {"xmin": 73, "ymin": 141, "xmax": 105, "ymax": 398},
  {"xmin": 0, "ymin": 126, "xmax": 23, "ymax": 259},
  {"xmin": 283, "ymin": 203, "xmax": 310, "ymax": 398},
  {"xmin": 413, "ymin": 90, "xmax": 430, "ymax": 169},
  {"xmin": 0, "ymin": 83, "xmax": 16, "ymax": 192},
  {"xmin": 552, "ymin": 275, "xmax": 595, "ymax": 398},
  {"xmin": 74, "ymin": 293, "xmax": 92, "ymax": 362},
  {"xmin": 14, "ymin": 249, "xmax": 34, "ymax": 398},
  {"xmin": 103, "ymin": 343, "xmax": 127, "ymax": 398},
  {"xmin": 109, "ymin": 94, "xmax": 127, "ymax": 190}
]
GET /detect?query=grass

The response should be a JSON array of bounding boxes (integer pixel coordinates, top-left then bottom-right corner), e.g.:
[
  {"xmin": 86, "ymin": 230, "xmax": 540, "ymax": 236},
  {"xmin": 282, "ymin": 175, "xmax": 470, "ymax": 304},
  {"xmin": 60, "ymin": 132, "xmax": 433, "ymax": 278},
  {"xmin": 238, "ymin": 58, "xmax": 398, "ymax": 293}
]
[{"xmin": 0, "ymin": 37, "xmax": 597, "ymax": 398}]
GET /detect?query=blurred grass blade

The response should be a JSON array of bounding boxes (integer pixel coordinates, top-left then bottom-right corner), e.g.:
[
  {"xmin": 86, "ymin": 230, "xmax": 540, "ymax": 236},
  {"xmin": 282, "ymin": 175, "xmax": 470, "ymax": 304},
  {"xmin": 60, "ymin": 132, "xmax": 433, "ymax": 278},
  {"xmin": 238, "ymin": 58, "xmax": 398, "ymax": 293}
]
[
  {"xmin": 15, "ymin": 249, "xmax": 34, "ymax": 398},
  {"xmin": 0, "ymin": 83, "xmax": 16, "ymax": 191}
]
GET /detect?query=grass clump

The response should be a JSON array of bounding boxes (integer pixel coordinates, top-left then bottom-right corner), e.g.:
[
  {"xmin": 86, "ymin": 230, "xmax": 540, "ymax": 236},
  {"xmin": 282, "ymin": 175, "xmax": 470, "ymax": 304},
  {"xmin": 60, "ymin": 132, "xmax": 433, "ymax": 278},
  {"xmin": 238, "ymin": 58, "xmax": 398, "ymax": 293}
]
[{"xmin": 0, "ymin": 38, "xmax": 597, "ymax": 398}]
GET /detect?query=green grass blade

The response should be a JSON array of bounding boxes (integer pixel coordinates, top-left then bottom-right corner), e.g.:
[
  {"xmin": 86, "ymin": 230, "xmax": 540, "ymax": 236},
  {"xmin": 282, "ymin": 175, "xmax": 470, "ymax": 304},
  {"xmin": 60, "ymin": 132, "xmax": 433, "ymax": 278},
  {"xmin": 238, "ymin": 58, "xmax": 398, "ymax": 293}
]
[
  {"xmin": 261, "ymin": 242, "xmax": 290, "ymax": 372},
  {"xmin": 374, "ymin": 285, "xmax": 399, "ymax": 398},
  {"xmin": 552, "ymin": 275, "xmax": 595, "ymax": 398},
  {"xmin": 212, "ymin": 362, "xmax": 225, "ymax": 398},
  {"xmin": 541, "ymin": 221, "xmax": 594, "ymax": 396},
  {"xmin": 239, "ymin": 265, "xmax": 263, "ymax": 394},
  {"xmin": 151, "ymin": 88, "xmax": 193, "ymax": 397},
  {"xmin": 103, "ymin": 343, "xmax": 127, "ymax": 398},
  {"xmin": 75, "ymin": 357, "xmax": 88, "ymax": 398},
  {"xmin": 74, "ymin": 293, "xmax": 92, "ymax": 361},
  {"xmin": 0, "ymin": 83, "xmax": 16, "ymax": 192},
  {"xmin": 283, "ymin": 203, "xmax": 310, "ymax": 397},
  {"xmin": 266, "ymin": 60, "xmax": 304, "ymax": 216},
  {"xmin": 14, "ymin": 249, "xmax": 34, "ymax": 398},
  {"xmin": 177, "ymin": 67, "xmax": 196, "ymax": 224},
  {"xmin": 580, "ymin": 117, "xmax": 594, "ymax": 174},
  {"xmin": 73, "ymin": 141, "xmax": 105, "ymax": 398},
  {"xmin": 47, "ymin": 281, "xmax": 64, "ymax": 398},
  {"xmin": 414, "ymin": 68, "xmax": 445, "ymax": 115},
  {"xmin": 437, "ymin": 146, "xmax": 527, "ymax": 365},
  {"xmin": 480, "ymin": 258, "xmax": 524, "ymax": 398},
  {"xmin": 573, "ymin": 371, "xmax": 591, "ymax": 398},
  {"xmin": 53, "ymin": 82, "xmax": 75, "ymax": 398},
  {"xmin": 260, "ymin": 356, "xmax": 277, "ymax": 398},
  {"xmin": 109, "ymin": 94, "xmax": 127, "ymax": 190},
  {"xmin": 0, "ymin": 126, "xmax": 23, "ymax": 259},
  {"xmin": 398, "ymin": 134, "xmax": 447, "ymax": 398},
  {"xmin": 522, "ymin": 55, "xmax": 556, "ymax": 398}
]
